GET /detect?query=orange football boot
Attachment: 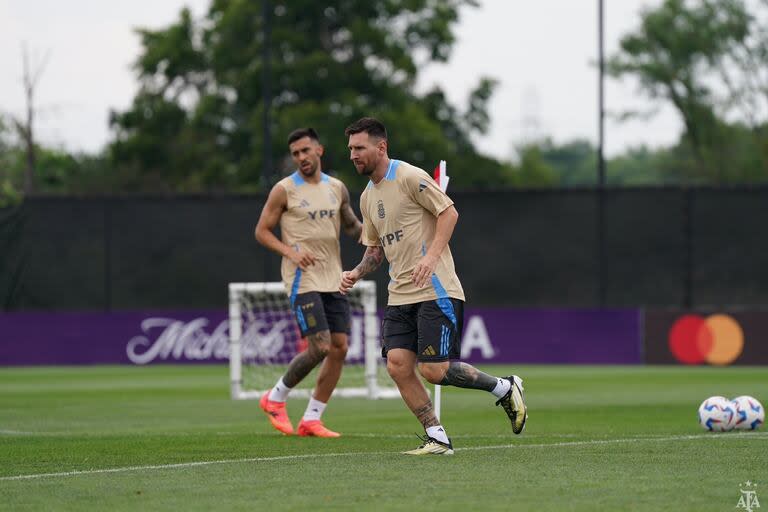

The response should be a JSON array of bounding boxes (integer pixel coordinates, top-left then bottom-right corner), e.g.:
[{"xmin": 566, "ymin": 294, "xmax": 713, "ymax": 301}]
[
  {"xmin": 297, "ymin": 419, "xmax": 341, "ymax": 438},
  {"xmin": 259, "ymin": 391, "xmax": 294, "ymax": 435}
]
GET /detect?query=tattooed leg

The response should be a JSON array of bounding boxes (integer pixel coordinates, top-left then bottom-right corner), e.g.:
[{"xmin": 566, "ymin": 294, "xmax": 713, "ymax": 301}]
[
  {"xmin": 282, "ymin": 330, "xmax": 330, "ymax": 388},
  {"xmin": 386, "ymin": 348, "xmax": 439, "ymax": 429},
  {"xmin": 313, "ymin": 332, "xmax": 348, "ymax": 403},
  {"xmin": 438, "ymin": 362, "xmax": 499, "ymax": 392},
  {"xmin": 412, "ymin": 399, "xmax": 440, "ymax": 429}
]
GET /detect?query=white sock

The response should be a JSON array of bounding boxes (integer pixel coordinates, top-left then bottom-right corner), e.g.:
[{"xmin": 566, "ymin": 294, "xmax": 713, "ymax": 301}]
[
  {"xmin": 491, "ymin": 377, "xmax": 512, "ymax": 399},
  {"xmin": 302, "ymin": 397, "xmax": 327, "ymax": 421},
  {"xmin": 268, "ymin": 377, "xmax": 291, "ymax": 402},
  {"xmin": 426, "ymin": 425, "xmax": 450, "ymax": 445}
]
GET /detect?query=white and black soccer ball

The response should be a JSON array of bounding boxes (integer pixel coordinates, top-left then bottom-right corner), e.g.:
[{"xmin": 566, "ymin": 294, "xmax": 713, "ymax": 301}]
[
  {"xmin": 698, "ymin": 396, "xmax": 736, "ymax": 432},
  {"xmin": 731, "ymin": 396, "xmax": 764, "ymax": 431}
]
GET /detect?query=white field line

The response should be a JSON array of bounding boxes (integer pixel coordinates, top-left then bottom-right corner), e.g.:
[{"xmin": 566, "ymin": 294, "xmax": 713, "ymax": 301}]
[
  {"xmin": 0, "ymin": 430, "xmax": 421, "ymax": 439},
  {"xmin": 0, "ymin": 430, "xmax": 582, "ymax": 440},
  {"xmin": 2, "ymin": 432, "xmax": 766, "ymax": 482}
]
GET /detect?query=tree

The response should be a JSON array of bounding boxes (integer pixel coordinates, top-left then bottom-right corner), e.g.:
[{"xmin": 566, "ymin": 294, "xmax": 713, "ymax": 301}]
[
  {"xmin": 510, "ymin": 143, "xmax": 558, "ymax": 187},
  {"xmin": 537, "ymin": 139, "xmax": 596, "ymax": 186},
  {"xmin": 714, "ymin": 0, "xmax": 768, "ymax": 176},
  {"xmin": 607, "ymin": 0, "xmax": 758, "ymax": 183},
  {"xmin": 108, "ymin": 0, "xmax": 513, "ymax": 191},
  {"xmin": 0, "ymin": 116, "xmax": 22, "ymax": 206},
  {"xmin": 9, "ymin": 44, "xmax": 51, "ymax": 195}
]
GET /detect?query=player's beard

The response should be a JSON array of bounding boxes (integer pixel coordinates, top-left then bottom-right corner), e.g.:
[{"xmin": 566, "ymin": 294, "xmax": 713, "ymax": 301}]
[
  {"xmin": 354, "ymin": 159, "xmax": 375, "ymax": 176},
  {"xmin": 299, "ymin": 161, "xmax": 318, "ymax": 177}
]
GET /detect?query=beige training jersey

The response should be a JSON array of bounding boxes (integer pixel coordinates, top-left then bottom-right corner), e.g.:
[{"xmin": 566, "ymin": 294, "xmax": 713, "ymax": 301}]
[
  {"xmin": 277, "ymin": 171, "xmax": 345, "ymax": 299},
  {"xmin": 360, "ymin": 159, "xmax": 465, "ymax": 305}
]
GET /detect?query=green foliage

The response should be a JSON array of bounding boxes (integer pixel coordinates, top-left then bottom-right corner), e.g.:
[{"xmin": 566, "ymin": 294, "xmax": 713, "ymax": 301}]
[
  {"xmin": 607, "ymin": 146, "xmax": 676, "ymax": 185},
  {"xmin": 108, "ymin": 1, "xmax": 511, "ymax": 191},
  {"xmin": 608, "ymin": 0, "xmax": 768, "ymax": 183},
  {"xmin": 0, "ymin": 116, "xmax": 21, "ymax": 206},
  {"xmin": 510, "ymin": 136, "xmax": 757, "ymax": 186},
  {"xmin": 7, "ymin": 1, "xmax": 768, "ymax": 193},
  {"xmin": 510, "ymin": 143, "xmax": 559, "ymax": 186},
  {"xmin": 0, "ymin": 114, "xmax": 113, "ymax": 201}
]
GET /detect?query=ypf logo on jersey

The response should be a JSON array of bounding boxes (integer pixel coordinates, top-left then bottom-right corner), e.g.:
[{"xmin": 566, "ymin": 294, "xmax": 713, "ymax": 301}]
[
  {"xmin": 307, "ymin": 209, "xmax": 335, "ymax": 220},
  {"xmin": 379, "ymin": 230, "xmax": 404, "ymax": 247}
]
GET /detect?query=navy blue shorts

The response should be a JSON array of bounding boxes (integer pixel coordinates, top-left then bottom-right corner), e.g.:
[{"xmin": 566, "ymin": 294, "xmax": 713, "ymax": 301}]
[
  {"xmin": 292, "ymin": 291, "xmax": 351, "ymax": 337},
  {"xmin": 381, "ymin": 298, "xmax": 464, "ymax": 362}
]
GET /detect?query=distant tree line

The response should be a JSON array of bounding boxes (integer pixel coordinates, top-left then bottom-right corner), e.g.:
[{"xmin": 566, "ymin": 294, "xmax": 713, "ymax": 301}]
[{"xmin": 1, "ymin": 0, "xmax": 767, "ymax": 204}]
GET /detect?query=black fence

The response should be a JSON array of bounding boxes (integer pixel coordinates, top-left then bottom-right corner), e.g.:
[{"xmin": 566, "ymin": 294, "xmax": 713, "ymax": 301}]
[{"xmin": 2, "ymin": 187, "xmax": 768, "ymax": 311}]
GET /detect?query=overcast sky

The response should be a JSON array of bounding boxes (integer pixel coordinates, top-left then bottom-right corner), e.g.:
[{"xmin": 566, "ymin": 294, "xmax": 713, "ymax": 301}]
[{"xmin": 0, "ymin": 0, "xmax": 678, "ymax": 161}]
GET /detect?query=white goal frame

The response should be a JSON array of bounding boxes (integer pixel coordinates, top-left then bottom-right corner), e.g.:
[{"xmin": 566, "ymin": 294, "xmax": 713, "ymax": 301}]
[{"xmin": 228, "ymin": 280, "xmax": 400, "ymax": 400}]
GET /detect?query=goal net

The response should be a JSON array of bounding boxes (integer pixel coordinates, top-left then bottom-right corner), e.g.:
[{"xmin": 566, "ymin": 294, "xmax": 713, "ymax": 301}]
[{"xmin": 228, "ymin": 281, "xmax": 400, "ymax": 400}]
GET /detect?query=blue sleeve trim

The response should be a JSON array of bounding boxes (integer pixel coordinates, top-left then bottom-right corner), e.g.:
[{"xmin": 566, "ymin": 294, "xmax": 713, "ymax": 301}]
[
  {"xmin": 422, "ymin": 240, "xmax": 457, "ymax": 327},
  {"xmin": 385, "ymin": 160, "xmax": 400, "ymax": 181},
  {"xmin": 433, "ymin": 280, "xmax": 457, "ymax": 328},
  {"xmin": 291, "ymin": 171, "xmax": 305, "ymax": 186},
  {"xmin": 320, "ymin": 172, "xmax": 330, "ymax": 183},
  {"xmin": 289, "ymin": 268, "xmax": 303, "ymax": 308}
]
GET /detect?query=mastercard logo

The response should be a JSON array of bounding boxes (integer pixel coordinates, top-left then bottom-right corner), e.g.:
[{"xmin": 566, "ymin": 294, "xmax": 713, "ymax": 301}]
[{"xmin": 668, "ymin": 314, "xmax": 744, "ymax": 365}]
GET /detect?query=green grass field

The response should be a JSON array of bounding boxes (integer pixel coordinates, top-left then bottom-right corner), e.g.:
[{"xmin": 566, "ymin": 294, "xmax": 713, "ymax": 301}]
[{"xmin": 1, "ymin": 365, "xmax": 766, "ymax": 511}]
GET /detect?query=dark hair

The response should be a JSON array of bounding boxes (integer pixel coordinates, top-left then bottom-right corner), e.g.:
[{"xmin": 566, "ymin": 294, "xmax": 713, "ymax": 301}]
[
  {"xmin": 344, "ymin": 117, "xmax": 387, "ymax": 140},
  {"xmin": 287, "ymin": 127, "xmax": 320, "ymax": 146}
]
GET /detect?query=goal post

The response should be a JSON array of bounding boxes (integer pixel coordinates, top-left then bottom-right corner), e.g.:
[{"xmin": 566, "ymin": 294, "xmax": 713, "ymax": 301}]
[{"xmin": 228, "ymin": 280, "xmax": 400, "ymax": 400}]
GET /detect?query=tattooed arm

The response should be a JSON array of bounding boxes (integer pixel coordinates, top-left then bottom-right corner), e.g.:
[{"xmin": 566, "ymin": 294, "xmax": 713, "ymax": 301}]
[
  {"xmin": 339, "ymin": 245, "xmax": 384, "ymax": 294},
  {"xmin": 339, "ymin": 183, "xmax": 363, "ymax": 241}
]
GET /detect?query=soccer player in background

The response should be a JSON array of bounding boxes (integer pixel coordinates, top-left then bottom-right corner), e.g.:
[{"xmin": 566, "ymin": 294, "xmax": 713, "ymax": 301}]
[
  {"xmin": 339, "ymin": 117, "xmax": 527, "ymax": 455},
  {"xmin": 255, "ymin": 127, "xmax": 363, "ymax": 437}
]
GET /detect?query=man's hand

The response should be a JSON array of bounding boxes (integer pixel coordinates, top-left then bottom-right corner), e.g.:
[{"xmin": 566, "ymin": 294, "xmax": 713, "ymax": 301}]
[
  {"xmin": 340, "ymin": 269, "xmax": 361, "ymax": 295},
  {"xmin": 411, "ymin": 254, "xmax": 438, "ymax": 288},
  {"xmin": 288, "ymin": 249, "xmax": 317, "ymax": 270}
]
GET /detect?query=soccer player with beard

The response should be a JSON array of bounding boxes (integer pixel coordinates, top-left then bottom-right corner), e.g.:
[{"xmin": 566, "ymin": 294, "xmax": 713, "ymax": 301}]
[
  {"xmin": 255, "ymin": 128, "xmax": 362, "ymax": 437},
  {"xmin": 339, "ymin": 117, "xmax": 527, "ymax": 454}
]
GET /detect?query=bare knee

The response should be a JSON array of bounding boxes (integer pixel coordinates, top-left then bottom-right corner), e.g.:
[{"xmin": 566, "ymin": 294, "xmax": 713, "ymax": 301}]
[
  {"xmin": 418, "ymin": 362, "xmax": 448, "ymax": 385},
  {"xmin": 307, "ymin": 331, "xmax": 332, "ymax": 361},
  {"xmin": 386, "ymin": 356, "xmax": 414, "ymax": 382},
  {"xmin": 328, "ymin": 334, "xmax": 348, "ymax": 361},
  {"xmin": 307, "ymin": 343, "xmax": 329, "ymax": 363}
]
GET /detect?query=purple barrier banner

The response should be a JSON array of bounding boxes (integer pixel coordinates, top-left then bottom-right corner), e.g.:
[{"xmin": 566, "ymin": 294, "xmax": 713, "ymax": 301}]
[
  {"xmin": 459, "ymin": 308, "xmax": 641, "ymax": 365},
  {"xmin": 0, "ymin": 308, "xmax": 642, "ymax": 366},
  {"xmin": 0, "ymin": 311, "xmax": 230, "ymax": 366}
]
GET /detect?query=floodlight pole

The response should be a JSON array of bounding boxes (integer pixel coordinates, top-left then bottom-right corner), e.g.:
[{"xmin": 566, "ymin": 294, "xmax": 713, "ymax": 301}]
[
  {"xmin": 598, "ymin": 0, "xmax": 606, "ymax": 188},
  {"xmin": 597, "ymin": 0, "xmax": 606, "ymax": 306},
  {"xmin": 262, "ymin": 0, "xmax": 273, "ymax": 188},
  {"xmin": 261, "ymin": 0, "xmax": 273, "ymax": 281}
]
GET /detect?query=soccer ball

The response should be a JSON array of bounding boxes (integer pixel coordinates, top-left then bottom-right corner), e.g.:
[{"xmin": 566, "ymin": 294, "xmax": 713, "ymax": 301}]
[
  {"xmin": 731, "ymin": 396, "xmax": 764, "ymax": 431},
  {"xmin": 697, "ymin": 396, "xmax": 736, "ymax": 432}
]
